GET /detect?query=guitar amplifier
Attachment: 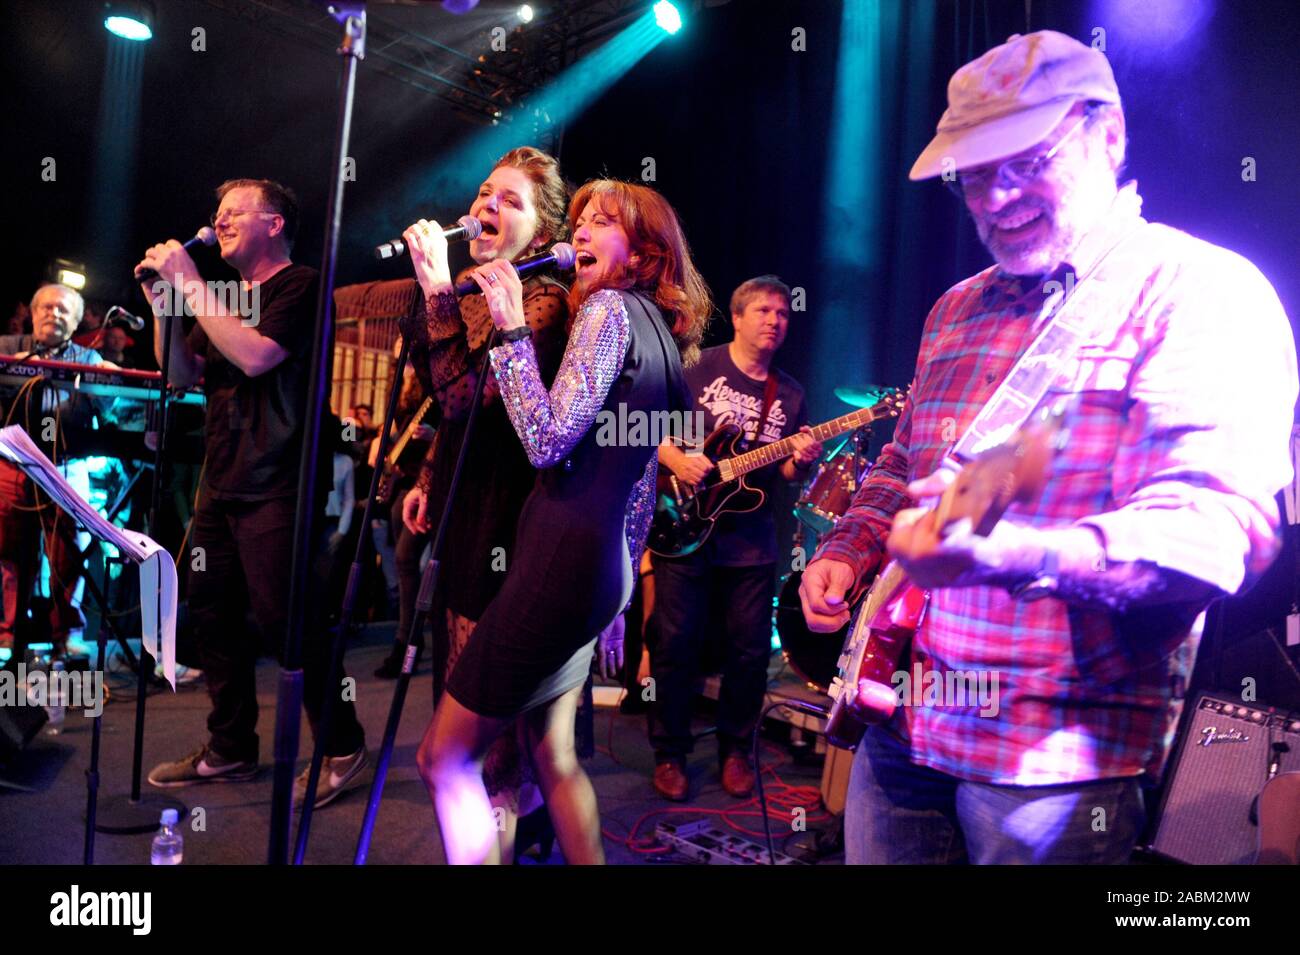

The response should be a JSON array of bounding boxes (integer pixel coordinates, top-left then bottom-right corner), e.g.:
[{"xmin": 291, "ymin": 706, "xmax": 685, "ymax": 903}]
[{"xmin": 1149, "ymin": 692, "xmax": 1300, "ymax": 864}]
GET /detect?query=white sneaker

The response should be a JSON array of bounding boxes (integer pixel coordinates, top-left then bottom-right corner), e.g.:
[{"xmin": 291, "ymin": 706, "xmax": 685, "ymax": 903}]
[
  {"xmin": 292, "ymin": 746, "xmax": 369, "ymax": 810},
  {"xmin": 155, "ymin": 662, "xmax": 204, "ymax": 685}
]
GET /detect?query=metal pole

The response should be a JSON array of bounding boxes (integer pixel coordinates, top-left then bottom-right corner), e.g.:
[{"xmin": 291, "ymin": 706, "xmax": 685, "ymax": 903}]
[{"xmin": 267, "ymin": 1, "xmax": 365, "ymax": 865}]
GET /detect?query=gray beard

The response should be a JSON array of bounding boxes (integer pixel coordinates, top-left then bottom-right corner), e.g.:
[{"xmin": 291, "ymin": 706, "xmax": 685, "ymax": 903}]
[{"xmin": 981, "ymin": 217, "xmax": 1082, "ymax": 277}]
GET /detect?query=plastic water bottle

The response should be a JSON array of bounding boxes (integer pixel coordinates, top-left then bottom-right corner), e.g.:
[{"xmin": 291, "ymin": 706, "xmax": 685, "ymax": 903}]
[
  {"xmin": 150, "ymin": 809, "xmax": 184, "ymax": 865},
  {"xmin": 45, "ymin": 660, "xmax": 66, "ymax": 735}
]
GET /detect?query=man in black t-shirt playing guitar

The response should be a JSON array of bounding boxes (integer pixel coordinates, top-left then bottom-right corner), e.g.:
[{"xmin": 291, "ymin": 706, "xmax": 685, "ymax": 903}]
[
  {"xmin": 136, "ymin": 178, "xmax": 367, "ymax": 810},
  {"xmin": 647, "ymin": 275, "xmax": 821, "ymax": 800}
]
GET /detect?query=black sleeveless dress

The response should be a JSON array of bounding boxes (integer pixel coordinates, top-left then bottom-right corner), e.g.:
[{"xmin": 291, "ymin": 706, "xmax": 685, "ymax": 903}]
[{"xmin": 445, "ymin": 288, "xmax": 688, "ymax": 717}]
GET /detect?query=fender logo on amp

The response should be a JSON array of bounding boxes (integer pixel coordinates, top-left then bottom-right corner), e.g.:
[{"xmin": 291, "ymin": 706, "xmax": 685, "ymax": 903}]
[{"xmin": 1199, "ymin": 726, "xmax": 1250, "ymax": 746}]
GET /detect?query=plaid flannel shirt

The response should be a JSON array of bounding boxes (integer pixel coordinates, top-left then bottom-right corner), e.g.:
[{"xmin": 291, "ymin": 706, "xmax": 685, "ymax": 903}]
[{"xmin": 814, "ymin": 183, "xmax": 1298, "ymax": 784}]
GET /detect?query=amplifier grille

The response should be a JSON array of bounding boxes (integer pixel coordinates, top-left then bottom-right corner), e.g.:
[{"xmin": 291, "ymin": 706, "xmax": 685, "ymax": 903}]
[{"xmin": 1151, "ymin": 694, "xmax": 1300, "ymax": 864}]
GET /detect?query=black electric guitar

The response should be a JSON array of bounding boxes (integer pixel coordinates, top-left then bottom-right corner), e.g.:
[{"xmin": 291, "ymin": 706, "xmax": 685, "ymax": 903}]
[
  {"xmin": 647, "ymin": 390, "xmax": 905, "ymax": 558},
  {"xmin": 374, "ymin": 396, "xmax": 434, "ymax": 505}
]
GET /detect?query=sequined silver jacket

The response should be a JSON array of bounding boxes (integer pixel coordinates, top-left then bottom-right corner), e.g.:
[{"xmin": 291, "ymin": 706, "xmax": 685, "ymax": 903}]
[{"xmin": 489, "ymin": 288, "xmax": 657, "ymax": 598}]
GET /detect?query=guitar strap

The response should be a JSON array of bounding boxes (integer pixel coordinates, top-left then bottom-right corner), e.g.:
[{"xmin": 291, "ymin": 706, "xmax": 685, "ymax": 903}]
[
  {"xmin": 944, "ymin": 215, "xmax": 1157, "ymax": 472},
  {"xmin": 753, "ymin": 372, "xmax": 779, "ymax": 451}
]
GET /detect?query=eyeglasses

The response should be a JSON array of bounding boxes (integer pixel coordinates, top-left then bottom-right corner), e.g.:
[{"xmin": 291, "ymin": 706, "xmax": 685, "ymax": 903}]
[
  {"xmin": 209, "ymin": 208, "xmax": 279, "ymax": 227},
  {"xmin": 946, "ymin": 114, "xmax": 1090, "ymax": 198}
]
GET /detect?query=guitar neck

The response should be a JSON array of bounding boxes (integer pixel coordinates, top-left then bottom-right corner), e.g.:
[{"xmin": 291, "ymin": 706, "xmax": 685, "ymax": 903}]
[
  {"xmin": 721, "ymin": 406, "xmax": 885, "ymax": 479},
  {"xmin": 386, "ymin": 396, "xmax": 434, "ymax": 467}
]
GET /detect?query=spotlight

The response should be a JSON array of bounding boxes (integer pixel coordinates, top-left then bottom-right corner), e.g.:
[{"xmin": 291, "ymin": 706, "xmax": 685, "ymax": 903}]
[
  {"xmin": 103, "ymin": 1, "xmax": 154, "ymax": 42},
  {"xmin": 653, "ymin": 1, "xmax": 682, "ymax": 34},
  {"xmin": 518, "ymin": 4, "xmax": 534, "ymax": 24},
  {"xmin": 51, "ymin": 259, "xmax": 88, "ymax": 291}
]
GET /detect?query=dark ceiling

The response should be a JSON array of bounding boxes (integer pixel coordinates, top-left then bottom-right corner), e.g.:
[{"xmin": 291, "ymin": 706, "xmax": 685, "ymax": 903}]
[{"xmin": 6, "ymin": 0, "xmax": 1299, "ymax": 420}]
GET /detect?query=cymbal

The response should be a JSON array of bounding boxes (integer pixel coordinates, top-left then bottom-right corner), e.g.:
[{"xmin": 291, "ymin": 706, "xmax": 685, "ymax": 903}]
[{"xmin": 833, "ymin": 386, "xmax": 895, "ymax": 409}]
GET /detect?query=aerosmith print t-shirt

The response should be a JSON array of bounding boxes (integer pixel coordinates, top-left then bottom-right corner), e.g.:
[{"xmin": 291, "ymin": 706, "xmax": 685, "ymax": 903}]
[{"xmin": 681, "ymin": 344, "xmax": 807, "ymax": 567}]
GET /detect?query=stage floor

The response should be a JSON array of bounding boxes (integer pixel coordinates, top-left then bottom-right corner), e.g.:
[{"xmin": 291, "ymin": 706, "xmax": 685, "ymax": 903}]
[{"xmin": 0, "ymin": 624, "xmax": 841, "ymax": 865}]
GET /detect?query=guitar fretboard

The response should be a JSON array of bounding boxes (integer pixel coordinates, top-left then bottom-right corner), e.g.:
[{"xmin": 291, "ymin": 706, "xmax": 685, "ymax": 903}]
[
  {"xmin": 387, "ymin": 396, "xmax": 435, "ymax": 465},
  {"xmin": 717, "ymin": 398, "xmax": 899, "ymax": 482}
]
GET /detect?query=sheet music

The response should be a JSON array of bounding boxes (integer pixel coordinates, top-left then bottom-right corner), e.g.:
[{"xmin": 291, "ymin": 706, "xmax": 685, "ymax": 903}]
[{"xmin": 0, "ymin": 425, "xmax": 178, "ymax": 687}]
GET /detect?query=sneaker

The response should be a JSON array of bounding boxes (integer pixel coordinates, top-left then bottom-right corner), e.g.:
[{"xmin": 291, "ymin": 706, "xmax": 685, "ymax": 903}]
[
  {"xmin": 154, "ymin": 662, "xmax": 204, "ymax": 686},
  {"xmin": 147, "ymin": 745, "xmax": 258, "ymax": 788},
  {"xmin": 293, "ymin": 746, "xmax": 369, "ymax": 810}
]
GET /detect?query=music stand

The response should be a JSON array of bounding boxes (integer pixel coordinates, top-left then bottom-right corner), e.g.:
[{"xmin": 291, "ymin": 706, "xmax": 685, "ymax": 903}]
[{"xmin": 0, "ymin": 425, "xmax": 181, "ymax": 860}]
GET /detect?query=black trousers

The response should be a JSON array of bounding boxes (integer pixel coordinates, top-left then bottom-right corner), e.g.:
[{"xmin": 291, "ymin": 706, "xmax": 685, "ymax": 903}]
[
  {"xmin": 189, "ymin": 493, "xmax": 365, "ymax": 762},
  {"xmin": 390, "ymin": 486, "xmax": 430, "ymax": 652},
  {"xmin": 647, "ymin": 552, "xmax": 775, "ymax": 762}
]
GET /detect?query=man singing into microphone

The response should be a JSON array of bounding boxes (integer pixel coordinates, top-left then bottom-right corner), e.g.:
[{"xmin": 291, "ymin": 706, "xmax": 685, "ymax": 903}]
[{"xmin": 140, "ymin": 178, "xmax": 368, "ymax": 809}]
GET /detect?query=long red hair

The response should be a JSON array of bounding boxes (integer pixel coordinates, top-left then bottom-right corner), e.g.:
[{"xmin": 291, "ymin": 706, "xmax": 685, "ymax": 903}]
[{"xmin": 567, "ymin": 180, "xmax": 711, "ymax": 366}]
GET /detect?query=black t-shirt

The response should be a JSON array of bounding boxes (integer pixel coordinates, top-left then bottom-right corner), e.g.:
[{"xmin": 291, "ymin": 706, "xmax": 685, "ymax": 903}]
[
  {"xmin": 685, "ymin": 344, "xmax": 807, "ymax": 566},
  {"xmin": 187, "ymin": 263, "xmax": 319, "ymax": 500}
]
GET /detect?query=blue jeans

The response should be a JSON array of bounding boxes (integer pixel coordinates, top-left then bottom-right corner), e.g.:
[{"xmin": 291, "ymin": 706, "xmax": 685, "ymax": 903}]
[{"xmin": 844, "ymin": 727, "xmax": 1145, "ymax": 864}]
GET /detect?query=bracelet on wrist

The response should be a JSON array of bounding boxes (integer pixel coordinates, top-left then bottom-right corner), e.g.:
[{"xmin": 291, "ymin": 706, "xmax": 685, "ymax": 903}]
[{"xmin": 499, "ymin": 325, "xmax": 532, "ymax": 343}]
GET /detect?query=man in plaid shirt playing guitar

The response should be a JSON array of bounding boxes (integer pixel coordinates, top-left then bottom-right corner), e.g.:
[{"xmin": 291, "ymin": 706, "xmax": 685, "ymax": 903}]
[{"xmin": 800, "ymin": 31, "xmax": 1297, "ymax": 864}]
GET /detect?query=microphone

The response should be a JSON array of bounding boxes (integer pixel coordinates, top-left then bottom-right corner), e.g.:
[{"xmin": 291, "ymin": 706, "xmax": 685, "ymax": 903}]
[
  {"xmin": 105, "ymin": 305, "xmax": 147, "ymax": 331},
  {"xmin": 374, "ymin": 215, "xmax": 483, "ymax": 261},
  {"xmin": 454, "ymin": 243, "xmax": 576, "ymax": 296},
  {"xmin": 134, "ymin": 227, "xmax": 218, "ymax": 283}
]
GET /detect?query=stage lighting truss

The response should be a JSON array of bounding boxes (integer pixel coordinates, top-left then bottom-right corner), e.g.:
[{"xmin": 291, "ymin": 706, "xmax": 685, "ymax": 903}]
[{"xmin": 195, "ymin": 0, "xmax": 676, "ymax": 126}]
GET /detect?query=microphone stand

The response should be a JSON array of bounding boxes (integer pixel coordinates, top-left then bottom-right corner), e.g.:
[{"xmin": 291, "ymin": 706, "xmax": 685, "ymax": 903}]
[
  {"xmin": 90, "ymin": 297, "xmax": 185, "ymax": 838},
  {"xmin": 267, "ymin": 1, "xmax": 365, "ymax": 865},
  {"xmin": 292, "ymin": 334, "xmax": 411, "ymax": 863},
  {"xmin": 354, "ymin": 326, "xmax": 499, "ymax": 864}
]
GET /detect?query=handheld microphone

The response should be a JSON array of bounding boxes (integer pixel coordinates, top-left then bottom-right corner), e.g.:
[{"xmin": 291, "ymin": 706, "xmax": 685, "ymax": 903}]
[
  {"xmin": 454, "ymin": 243, "xmax": 576, "ymax": 296},
  {"xmin": 134, "ymin": 227, "xmax": 218, "ymax": 283},
  {"xmin": 105, "ymin": 305, "xmax": 147, "ymax": 331},
  {"xmin": 374, "ymin": 215, "xmax": 483, "ymax": 261}
]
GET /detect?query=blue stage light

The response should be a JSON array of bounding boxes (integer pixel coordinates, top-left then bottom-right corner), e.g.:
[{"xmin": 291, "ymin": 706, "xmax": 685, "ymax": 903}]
[
  {"xmin": 104, "ymin": 15, "xmax": 152, "ymax": 41},
  {"xmin": 653, "ymin": 1, "xmax": 682, "ymax": 35},
  {"xmin": 103, "ymin": 2, "xmax": 154, "ymax": 41}
]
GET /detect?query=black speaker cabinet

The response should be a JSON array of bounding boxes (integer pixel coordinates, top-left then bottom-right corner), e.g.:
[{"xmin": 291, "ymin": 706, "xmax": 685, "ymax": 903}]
[{"xmin": 1150, "ymin": 693, "xmax": 1300, "ymax": 864}]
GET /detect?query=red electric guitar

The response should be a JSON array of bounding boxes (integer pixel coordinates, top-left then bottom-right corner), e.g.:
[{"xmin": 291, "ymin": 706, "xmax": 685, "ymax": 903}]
[{"xmin": 822, "ymin": 407, "xmax": 1065, "ymax": 750}]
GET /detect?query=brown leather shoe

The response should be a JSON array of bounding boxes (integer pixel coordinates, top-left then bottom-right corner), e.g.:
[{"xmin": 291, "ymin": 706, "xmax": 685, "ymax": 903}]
[
  {"xmin": 721, "ymin": 753, "xmax": 755, "ymax": 798},
  {"xmin": 653, "ymin": 761, "xmax": 689, "ymax": 801}
]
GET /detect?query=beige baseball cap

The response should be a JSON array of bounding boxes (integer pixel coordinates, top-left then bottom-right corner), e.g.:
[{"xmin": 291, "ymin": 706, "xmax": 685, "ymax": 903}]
[{"xmin": 910, "ymin": 30, "xmax": 1120, "ymax": 181}]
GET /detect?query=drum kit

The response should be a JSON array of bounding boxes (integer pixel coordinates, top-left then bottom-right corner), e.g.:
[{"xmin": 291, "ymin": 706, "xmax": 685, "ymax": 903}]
[{"xmin": 777, "ymin": 385, "xmax": 895, "ymax": 694}]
